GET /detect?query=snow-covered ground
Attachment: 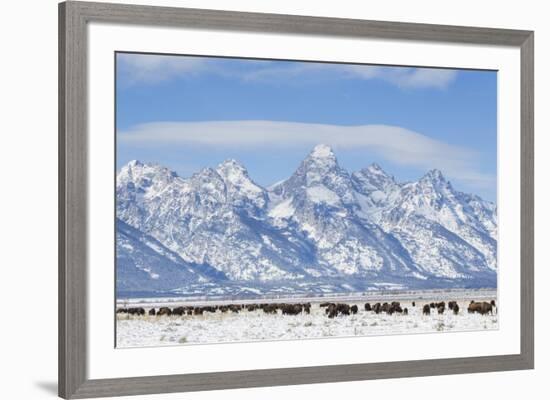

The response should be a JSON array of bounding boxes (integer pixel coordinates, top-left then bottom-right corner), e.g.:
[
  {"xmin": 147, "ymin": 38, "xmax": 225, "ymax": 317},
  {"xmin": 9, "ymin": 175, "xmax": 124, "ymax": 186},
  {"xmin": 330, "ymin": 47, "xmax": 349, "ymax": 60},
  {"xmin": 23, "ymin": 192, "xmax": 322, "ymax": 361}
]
[{"xmin": 116, "ymin": 289, "xmax": 498, "ymax": 348}]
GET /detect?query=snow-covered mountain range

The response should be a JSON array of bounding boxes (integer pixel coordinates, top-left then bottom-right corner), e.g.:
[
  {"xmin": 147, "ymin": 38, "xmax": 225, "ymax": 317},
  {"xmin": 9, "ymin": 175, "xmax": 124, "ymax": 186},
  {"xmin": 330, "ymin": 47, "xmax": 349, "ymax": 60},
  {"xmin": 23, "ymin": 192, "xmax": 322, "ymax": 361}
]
[{"xmin": 116, "ymin": 144, "xmax": 497, "ymax": 297}]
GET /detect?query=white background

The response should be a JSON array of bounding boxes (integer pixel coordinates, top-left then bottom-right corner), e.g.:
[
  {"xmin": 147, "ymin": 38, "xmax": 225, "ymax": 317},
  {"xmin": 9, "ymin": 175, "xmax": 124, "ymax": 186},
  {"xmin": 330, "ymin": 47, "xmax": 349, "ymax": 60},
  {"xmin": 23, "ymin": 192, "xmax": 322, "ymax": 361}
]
[{"xmin": 0, "ymin": 0, "xmax": 547, "ymax": 399}]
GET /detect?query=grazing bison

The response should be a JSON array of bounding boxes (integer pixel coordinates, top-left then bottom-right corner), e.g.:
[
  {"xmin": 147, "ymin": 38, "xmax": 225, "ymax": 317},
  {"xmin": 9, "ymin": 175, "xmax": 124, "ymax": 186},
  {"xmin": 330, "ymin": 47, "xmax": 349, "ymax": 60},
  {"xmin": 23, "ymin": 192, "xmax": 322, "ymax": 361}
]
[
  {"xmin": 229, "ymin": 304, "xmax": 241, "ymax": 313},
  {"xmin": 372, "ymin": 303, "xmax": 382, "ymax": 314},
  {"xmin": 262, "ymin": 304, "xmax": 278, "ymax": 314},
  {"xmin": 128, "ymin": 307, "xmax": 145, "ymax": 316},
  {"xmin": 193, "ymin": 307, "xmax": 204, "ymax": 316},
  {"xmin": 282, "ymin": 304, "xmax": 303, "ymax": 315},
  {"xmin": 157, "ymin": 307, "xmax": 171, "ymax": 316},
  {"xmin": 325, "ymin": 303, "xmax": 353, "ymax": 318},
  {"xmin": 448, "ymin": 301, "xmax": 457, "ymax": 310},
  {"xmin": 148, "ymin": 308, "xmax": 156, "ymax": 316},
  {"xmin": 364, "ymin": 303, "xmax": 372, "ymax": 311},
  {"xmin": 336, "ymin": 303, "xmax": 351, "ymax": 316},
  {"xmin": 303, "ymin": 303, "xmax": 311, "ymax": 314},
  {"xmin": 453, "ymin": 304, "xmax": 460, "ymax": 315},
  {"xmin": 327, "ymin": 304, "xmax": 338, "ymax": 319},
  {"xmin": 172, "ymin": 306, "xmax": 185, "ymax": 316},
  {"xmin": 437, "ymin": 305, "xmax": 445, "ymax": 314},
  {"xmin": 423, "ymin": 304, "xmax": 431, "ymax": 315},
  {"xmin": 392, "ymin": 304, "xmax": 403, "ymax": 314},
  {"xmin": 468, "ymin": 301, "xmax": 493, "ymax": 315},
  {"xmin": 116, "ymin": 308, "xmax": 128, "ymax": 314}
]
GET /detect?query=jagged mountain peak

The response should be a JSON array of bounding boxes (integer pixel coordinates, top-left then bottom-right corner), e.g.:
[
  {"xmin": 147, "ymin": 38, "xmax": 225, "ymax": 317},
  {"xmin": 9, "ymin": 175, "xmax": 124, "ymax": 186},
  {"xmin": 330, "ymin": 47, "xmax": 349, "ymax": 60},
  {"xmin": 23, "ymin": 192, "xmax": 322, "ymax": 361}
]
[
  {"xmin": 216, "ymin": 158, "xmax": 252, "ymax": 183},
  {"xmin": 117, "ymin": 160, "xmax": 181, "ymax": 196},
  {"xmin": 301, "ymin": 144, "xmax": 340, "ymax": 172},
  {"xmin": 309, "ymin": 143, "xmax": 336, "ymax": 159},
  {"xmin": 352, "ymin": 163, "xmax": 397, "ymax": 195},
  {"xmin": 217, "ymin": 158, "xmax": 247, "ymax": 172},
  {"xmin": 215, "ymin": 159, "xmax": 267, "ymax": 212},
  {"xmin": 367, "ymin": 162, "xmax": 384, "ymax": 173},
  {"xmin": 420, "ymin": 169, "xmax": 449, "ymax": 186},
  {"xmin": 360, "ymin": 163, "xmax": 394, "ymax": 180},
  {"xmin": 119, "ymin": 159, "xmax": 177, "ymax": 178}
]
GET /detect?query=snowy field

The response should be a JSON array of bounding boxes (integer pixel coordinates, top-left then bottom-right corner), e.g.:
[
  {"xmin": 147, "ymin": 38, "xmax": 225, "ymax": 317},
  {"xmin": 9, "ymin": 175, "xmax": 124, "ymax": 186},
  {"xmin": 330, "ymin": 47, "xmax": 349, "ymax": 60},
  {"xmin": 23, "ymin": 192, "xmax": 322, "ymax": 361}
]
[{"xmin": 116, "ymin": 289, "xmax": 498, "ymax": 348}]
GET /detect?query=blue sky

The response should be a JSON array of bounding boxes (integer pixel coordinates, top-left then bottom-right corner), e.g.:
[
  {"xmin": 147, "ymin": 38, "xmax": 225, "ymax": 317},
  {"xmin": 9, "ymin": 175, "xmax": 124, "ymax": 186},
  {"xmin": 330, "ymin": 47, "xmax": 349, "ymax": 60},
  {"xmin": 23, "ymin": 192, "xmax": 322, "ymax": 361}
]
[{"xmin": 116, "ymin": 52, "xmax": 497, "ymax": 201}]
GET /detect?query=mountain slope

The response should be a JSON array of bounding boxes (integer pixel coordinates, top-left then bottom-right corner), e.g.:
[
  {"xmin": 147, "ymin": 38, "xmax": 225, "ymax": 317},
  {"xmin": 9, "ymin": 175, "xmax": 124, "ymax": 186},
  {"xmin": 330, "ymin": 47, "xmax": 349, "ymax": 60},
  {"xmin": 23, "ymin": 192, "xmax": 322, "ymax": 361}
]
[
  {"xmin": 116, "ymin": 218, "xmax": 226, "ymax": 292},
  {"xmin": 352, "ymin": 167, "xmax": 497, "ymax": 278},
  {"xmin": 116, "ymin": 144, "xmax": 497, "ymax": 295},
  {"xmin": 268, "ymin": 145, "xmax": 423, "ymax": 279}
]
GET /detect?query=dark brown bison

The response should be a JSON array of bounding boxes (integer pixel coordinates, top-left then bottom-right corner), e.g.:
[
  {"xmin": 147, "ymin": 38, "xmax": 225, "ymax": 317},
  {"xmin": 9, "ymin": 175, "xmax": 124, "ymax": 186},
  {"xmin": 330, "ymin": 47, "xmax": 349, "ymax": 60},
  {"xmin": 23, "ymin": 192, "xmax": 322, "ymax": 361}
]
[
  {"xmin": 423, "ymin": 304, "xmax": 431, "ymax": 315},
  {"xmin": 403, "ymin": 307, "xmax": 408, "ymax": 315},
  {"xmin": 468, "ymin": 301, "xmax": 493, "ymax": 315},
  {"xmin": 372, "ymin": 303, "xmax": 382, "ymax": 314},
  {"xmin": 172, "ymin": 306, "xmax": 185, "ymax": 316},
  {"xmin": 148, "ymin": 308, "xmax": 156, "ymax": 316},
  {"xmin": 229, "ymin": 304, "xmax": 241, "ymax": 313},
  {"xmin": 453, "ymin": 304, "xmax": 460, "ymax": 315},
  {"xmin": 336, "ymin": 303, "xmax": 351, "ymax": 316},
  {"xmin": 116, "ymin": 308, "xmax": 128, "ymax": 314},
  {"xmin": 128, "ymin": 307, "xmax": 145, "ymax": 316},
  {"xmin": 411, "ymin": 301, "xmax": 416, "ymax": 307},
  {"xmin": 448, "ymin": 301, "xmax": 457, "ymax": 310},
  {"xmin": 193, "ymin": 307, "xmax": 204, "ymax": 316},
  {"xmin": 246, "ymin": 304, "xmax": 257, "ymax": 312},
  {"xmin": 350, "ymin": 305, "xmax": 358, "ymax": 314},
  {"xmin": 325, "ymin": 303, "xmax": 352, "ymax": 318},
  {"xmin": 320, "ymin": 302, "xmax": 332, "ymax": 307},
  {"xmin": 282, "ymin": 304, "xmax": 303, "ymax": 315},
  {"xmin": 262, "ymin": 304, "xmax": 278, "ymax": 314},
  {"xmin": 327, "ymin": 304, "xmax": 338, "ymax": 318},
  {"xmin": 157, "ymin": 307, "xmax": 171, "ymax": 316},
  {"xmin": 437, "ymin": 305, "xmax": 445, "ymax": 314},
  {"xmin": 364, "ymin": 303, "xmax": 372, "ymax": 311}
]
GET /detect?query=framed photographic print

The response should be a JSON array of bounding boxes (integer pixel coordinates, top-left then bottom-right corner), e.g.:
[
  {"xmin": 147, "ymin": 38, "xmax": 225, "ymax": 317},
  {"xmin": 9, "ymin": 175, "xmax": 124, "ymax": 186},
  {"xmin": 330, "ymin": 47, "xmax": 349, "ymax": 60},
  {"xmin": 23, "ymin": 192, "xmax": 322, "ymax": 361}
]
[{"xmin": 59, "ymin": 1, "xmax": 534, "ymax": 398}]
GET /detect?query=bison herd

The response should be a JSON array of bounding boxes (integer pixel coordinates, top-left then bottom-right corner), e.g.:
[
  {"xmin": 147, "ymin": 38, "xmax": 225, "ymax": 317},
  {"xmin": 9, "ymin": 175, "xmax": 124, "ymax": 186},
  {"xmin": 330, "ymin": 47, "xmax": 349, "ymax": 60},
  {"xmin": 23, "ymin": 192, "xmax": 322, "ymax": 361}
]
[
  {"xmin": 116, "ymin": 299, "xmax": 496, "ymax": 319},
  {"xmin": 117, "ymin": 302, "xmax": 312, "ymax": 317}
]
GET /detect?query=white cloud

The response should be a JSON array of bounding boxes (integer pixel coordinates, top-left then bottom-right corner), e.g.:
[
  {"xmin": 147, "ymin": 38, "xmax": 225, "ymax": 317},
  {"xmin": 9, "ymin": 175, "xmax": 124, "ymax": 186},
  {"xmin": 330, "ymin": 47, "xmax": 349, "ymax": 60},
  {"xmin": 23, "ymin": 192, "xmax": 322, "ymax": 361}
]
[
  {"xmin": 119, "ymin": 120, "xmax": 493, "ymax": 190},
  {"xmin": 118, "ymin": 53, "xmax": 206, "ymax": 84},
  {"xmin": 345, "ymin": 65, "xmax": 458, "ymax": 89},
  {"xmin": 245, "ymin": 63, "xmax": 457, "ymax": 89},
  {"xmin": 117, "ymin": 53, "xmax": 458, "ymax": 90}
]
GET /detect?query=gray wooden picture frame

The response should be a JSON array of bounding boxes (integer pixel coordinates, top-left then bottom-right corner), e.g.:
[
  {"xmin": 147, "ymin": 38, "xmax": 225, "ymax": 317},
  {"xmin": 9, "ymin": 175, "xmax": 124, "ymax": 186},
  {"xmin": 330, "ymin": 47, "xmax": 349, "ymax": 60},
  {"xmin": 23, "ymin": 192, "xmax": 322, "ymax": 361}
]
[{"xmin": 59, "ymin": 1, "xmax": 534, "ymax": 398}]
